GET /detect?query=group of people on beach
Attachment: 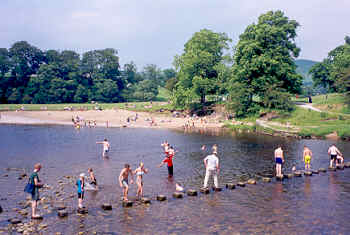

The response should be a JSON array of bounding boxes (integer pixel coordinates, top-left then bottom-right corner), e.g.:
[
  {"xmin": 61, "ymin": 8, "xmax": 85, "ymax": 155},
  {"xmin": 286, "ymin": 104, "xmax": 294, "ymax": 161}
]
[{"xmin": 274, "ymin": 144, "xmax": 344, "ymax": 177}]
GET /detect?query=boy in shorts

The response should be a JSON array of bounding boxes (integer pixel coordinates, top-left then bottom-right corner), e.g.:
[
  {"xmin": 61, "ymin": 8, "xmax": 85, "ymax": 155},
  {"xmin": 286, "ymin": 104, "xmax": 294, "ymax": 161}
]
[{"xmin": 119, "ymin": 164, "xmax": 134, "ymax": 201}]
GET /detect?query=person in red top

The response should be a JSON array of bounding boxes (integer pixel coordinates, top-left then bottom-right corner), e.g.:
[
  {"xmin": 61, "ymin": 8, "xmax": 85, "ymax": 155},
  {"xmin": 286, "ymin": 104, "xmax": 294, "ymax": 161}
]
[{"xmin": 158, "ymin": 146, "xmax": 174, "ymax": 177}]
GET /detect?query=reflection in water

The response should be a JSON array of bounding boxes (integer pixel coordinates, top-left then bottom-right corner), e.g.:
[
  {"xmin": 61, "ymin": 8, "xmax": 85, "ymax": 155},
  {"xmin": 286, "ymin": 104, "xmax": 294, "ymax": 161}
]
[{"xmin": 0, "ymin": 125, "xmax": 350, "ymax": 234}]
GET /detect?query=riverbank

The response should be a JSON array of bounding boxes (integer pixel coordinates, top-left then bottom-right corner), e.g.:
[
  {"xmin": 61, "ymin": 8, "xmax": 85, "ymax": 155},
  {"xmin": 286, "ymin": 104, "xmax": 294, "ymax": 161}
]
[{"xmin": 0, "ymin": 109, "xmax": 224, "ymax": 130}]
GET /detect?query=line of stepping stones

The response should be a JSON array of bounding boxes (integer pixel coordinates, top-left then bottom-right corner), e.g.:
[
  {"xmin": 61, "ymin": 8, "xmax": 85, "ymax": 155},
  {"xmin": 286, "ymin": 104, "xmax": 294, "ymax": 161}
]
[{"xmin": 6, "ymin": 162, "xmax": 350, "ymax": 224}]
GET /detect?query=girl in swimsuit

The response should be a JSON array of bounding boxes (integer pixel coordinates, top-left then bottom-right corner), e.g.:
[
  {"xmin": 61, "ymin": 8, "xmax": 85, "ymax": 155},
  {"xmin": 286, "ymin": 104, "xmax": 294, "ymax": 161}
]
[{"xmin": 134, "ymin": 162, "xmax": 148, "ymax": 199}]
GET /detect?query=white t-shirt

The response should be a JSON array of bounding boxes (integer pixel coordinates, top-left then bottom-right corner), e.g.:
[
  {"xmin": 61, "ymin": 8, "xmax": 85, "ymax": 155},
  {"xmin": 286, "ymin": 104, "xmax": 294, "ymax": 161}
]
[{"xmin": 204, "ymin": 154, "xmax": 219, "ymax": 170}]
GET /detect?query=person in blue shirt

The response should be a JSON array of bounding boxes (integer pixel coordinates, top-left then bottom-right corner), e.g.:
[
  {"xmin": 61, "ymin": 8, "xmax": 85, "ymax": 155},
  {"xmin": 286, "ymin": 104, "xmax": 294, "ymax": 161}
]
[{"xmin": 76, "ymin": 173, "xmax": 85, "ymax": 208}]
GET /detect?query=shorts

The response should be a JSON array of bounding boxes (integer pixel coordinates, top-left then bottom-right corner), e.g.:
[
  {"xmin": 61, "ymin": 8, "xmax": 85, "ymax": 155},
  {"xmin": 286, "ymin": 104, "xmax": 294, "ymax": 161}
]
[
  {"xmin": 31, "ymin": 189, "xmax": 40, "ymax": 201},
  {"xmin": 167, "ymin": 165, "xmax": 173, "ymax": 176},
  {"xmin": 122, "ymin": 179, "xmax": 128, "ymax": 188},
  {"xmin": 104, "ymin": 149, "xmax": 109, "ymax": 153},
  {"xmin": 275, "ymin": 158, "xmax": 283, "ymax": 165},
  {"xmin": 304, "ymin": 155, "xmax": 311, "ymax": 164},
  {"xmin": 331, "ymin": 154, "xmax": 337, "ymax": 161},
  {"xmin": 78, "ymin": 192, "xmax": 84, "ymax": 199}
]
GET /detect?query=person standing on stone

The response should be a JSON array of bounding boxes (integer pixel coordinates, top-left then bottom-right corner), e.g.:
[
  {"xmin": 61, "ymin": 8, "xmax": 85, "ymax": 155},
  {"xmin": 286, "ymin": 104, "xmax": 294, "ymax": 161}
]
[
  {"xmin": 96, "ymin": 138, "xmax": 110, "ymax": 158},
  {"xmin": 274, "ymin": 146, "xmax": 284, "ymax": 178},
  {"xmin": 203, "ymin": 145, "xmax": 219, "ymax": 189},
  {"xmin": 30, "ymin": 163, "xmax": 43, "ymax": 219},
  {"xmin": 328, "ymin": 144, "xmax": 342, "ymax": 167},
  {"xmin": 76, "ymin": 173, "xmax": 85, "ymax": 208},
  {"xmin": 134, "ymin": 162, "xmax": 148, "ymax": 199},
  {"xmin": 303, "ymin": 146, "xmax": 312, "ymax": 171},
  {"xmin": 119, "ymin": 164, "xmax": 134, "ymax": 201}
]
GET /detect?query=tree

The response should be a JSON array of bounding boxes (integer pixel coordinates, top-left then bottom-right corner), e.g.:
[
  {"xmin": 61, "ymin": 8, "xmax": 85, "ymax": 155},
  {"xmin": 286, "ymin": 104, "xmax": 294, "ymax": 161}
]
[
  {"xmin": 229, "ymin": 10, "xmax": 302, "ymax": 115},
  {"xmin": 173, "ymin": 29, "xmax": 231, "ymax": 107}
]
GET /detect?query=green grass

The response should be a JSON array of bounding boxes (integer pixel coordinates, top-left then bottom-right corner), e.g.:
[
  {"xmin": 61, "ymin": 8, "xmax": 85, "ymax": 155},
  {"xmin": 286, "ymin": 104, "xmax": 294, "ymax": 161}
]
[{"xmin": 312, "ymin": 93, "xmax": 346, "ymax": 105}]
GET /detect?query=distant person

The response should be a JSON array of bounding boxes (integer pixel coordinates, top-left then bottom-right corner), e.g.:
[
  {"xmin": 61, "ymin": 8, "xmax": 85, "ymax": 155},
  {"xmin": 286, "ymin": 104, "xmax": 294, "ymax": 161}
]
[
  {"xmin": 158, "ymin": 146, "xmax": 175, "ymax": 177},
  {"xmin": 96, "ymin": 138, "xmax": 110, "ymax": 158},
  {"xmin": 303, "ymin": 146, "xmax": 312, "ymax": 170},
  {"xmin": 328, "ymin": 144, "xmax": 342, "ymax": 167},
  {"xmin": 274, "ymin": 146, "xmax": 284, "ymax": 178},
  {"xmin": 119, "ymin": 164, "xmax": 134, "ymax": 201},
  {"xmin": 76, "ymin": 173, "xmax": 85, "ymax": 208},
  {"xmin": 203, "ymin": 146, "xmax": 219, "ymax": 189},
  {"xmin": 88, "ymin": 168, "xmax": 98, "ymax": 190},
  {"xmin": 134, "ymin": 162, "xmax": 148, "ymax": 199},
  {"xmin": 30, "ymin": 163, "xmax": 43, "ymax": 219},
  {"xmin": 308, "ymin": 95, "xmax": 312, "ymax": 103}
]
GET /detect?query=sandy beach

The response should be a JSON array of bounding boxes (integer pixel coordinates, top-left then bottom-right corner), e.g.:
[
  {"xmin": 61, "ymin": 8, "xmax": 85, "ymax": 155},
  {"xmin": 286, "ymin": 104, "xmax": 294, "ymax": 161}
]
[{"xmin": 0, "ymin": 109, "xmax": 224, "ymax": 129}]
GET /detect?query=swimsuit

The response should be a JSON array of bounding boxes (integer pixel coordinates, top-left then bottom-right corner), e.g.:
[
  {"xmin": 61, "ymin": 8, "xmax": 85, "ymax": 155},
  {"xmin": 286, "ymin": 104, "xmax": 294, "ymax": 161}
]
[
  {"xmin": 304, "ymin": 155, "xmax": 311, "ymax": 164},
  {"xmin": 330, "ymin": 154, "xmax": 337, "ymax": 161},
  {"xmin": 275, "ymin": 157, "xmax": 283, "ymax": 164}
]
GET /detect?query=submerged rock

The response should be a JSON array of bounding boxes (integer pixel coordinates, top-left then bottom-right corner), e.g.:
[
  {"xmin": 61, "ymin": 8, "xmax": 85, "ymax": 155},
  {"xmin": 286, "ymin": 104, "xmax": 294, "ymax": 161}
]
[
  {"xmin": 172, "ymin": 192, "xmax": 184, "ymax": 198},
  {"xmin": 200, "ymin": 187, "xmax": 210, "ymax": 194},
  {"xmin": 225, "ymin": 183, "xmax": 236, "ymax": 189},
  {"xmin": 101, "ymin": 203, "xmax": 112, "ymax": 210},
  {"xmin": 156, "ymin": 195, "xmax": 167, "ymax": 201},
  {"xmin": 187, "ymin": 189, "xmax": 198, "ymax": 196}
]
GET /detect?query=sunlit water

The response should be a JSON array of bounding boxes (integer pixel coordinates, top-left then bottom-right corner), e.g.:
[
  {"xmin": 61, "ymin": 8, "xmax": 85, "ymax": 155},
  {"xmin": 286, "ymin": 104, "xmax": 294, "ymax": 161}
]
[{"xmin": 0, "ymin": 125, "xmax": 350, "ymax": 234}]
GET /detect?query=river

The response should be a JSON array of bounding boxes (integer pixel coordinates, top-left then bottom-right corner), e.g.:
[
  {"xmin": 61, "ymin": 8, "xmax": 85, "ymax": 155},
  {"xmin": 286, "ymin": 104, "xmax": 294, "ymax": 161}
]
[{"xmin": 0, "ymin": 125, "xmax": 350, "ymax": 234}]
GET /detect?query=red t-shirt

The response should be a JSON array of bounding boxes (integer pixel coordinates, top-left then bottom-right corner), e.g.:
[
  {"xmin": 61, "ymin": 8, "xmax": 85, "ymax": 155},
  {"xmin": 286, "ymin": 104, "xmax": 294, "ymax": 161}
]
[{"xmin": 163, "ymin": 155, "xmax": 173, "ymax": 167}]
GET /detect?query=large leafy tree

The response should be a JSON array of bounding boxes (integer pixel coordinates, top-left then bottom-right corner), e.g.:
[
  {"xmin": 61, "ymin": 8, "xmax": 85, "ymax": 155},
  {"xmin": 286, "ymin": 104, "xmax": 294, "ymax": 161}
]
[
  {"xmin": 229, "ymin": 10, "xmax": 302, "ymax": 116},
  {"xmin": 310, "ymin": 36, "xmax": 350, "ymax": 92},
  {"xmin": 173, "ymin": 29, "xmax": 231, "ymax": 107}
]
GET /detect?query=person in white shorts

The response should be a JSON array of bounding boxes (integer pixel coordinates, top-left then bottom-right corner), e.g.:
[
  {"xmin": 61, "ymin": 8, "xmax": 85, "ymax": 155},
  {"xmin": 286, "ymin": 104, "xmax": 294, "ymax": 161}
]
[{"xmin": 203, "ymin": 145, "xmax": 219, "ymax": 189}]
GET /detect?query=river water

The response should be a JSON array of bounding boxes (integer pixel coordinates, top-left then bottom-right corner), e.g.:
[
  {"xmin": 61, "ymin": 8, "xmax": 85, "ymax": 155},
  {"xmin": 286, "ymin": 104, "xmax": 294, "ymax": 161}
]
[{"xmin": 0, "ymin": 125, "xmax": 350, "ymax": 234}]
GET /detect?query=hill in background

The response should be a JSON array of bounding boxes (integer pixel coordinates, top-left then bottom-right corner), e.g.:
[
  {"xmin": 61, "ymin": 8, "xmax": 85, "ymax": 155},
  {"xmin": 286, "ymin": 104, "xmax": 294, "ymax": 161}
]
[{"xmin": 295, "ymin": 59, "xmax": 318, "ymax": 84}]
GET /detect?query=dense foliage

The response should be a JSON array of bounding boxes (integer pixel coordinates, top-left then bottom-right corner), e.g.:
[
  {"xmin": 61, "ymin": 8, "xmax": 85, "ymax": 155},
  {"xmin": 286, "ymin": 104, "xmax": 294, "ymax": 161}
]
[
  {"xmin": 310, "ymin": 36, "xmax": 350, "ymax": 93},
  {"xmin": 228, "ymin": 10, "xmax": 302, "ymax": 116},
  {"xmin": 0, "ymin": 41, "xmax": 174, "ymax": 104},
  {"xmin": 172, "ymin": 29, "xmax": 231, "ymax": 108}
]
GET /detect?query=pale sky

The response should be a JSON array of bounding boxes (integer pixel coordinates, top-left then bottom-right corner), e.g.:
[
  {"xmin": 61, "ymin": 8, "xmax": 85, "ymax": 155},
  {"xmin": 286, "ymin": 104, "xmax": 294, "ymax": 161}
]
[{"xmin": 1, "ymin": 0, "xmax": 349, "ymax": 69}]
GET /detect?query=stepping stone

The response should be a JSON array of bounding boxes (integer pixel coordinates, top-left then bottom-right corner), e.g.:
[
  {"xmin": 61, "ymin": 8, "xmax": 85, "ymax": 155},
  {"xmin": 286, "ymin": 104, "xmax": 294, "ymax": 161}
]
[
  {"xmin": 319, "ymin": 168, "xmax": 327, "ymax": 172},
  {"xmin": 276, "ymin": 176, "xmax": 284, "ymax": 181},
  {"xmin": 262, "ymin": 177, "xmax": 272, "ymax": 183},
  {"xmin": 337, "ymin": 165, "xmax": 345, "ymax": 170},
  {"xmin": 237, "ymin": 182, "xmax": 246, "ymax": 187},
  {"xmin": 200, "ymin": 188, "xmax": 210, "ymax": 194},
  {"xmin": 8, "ymin": 218, "xmax": 21, "ymax": 224},
  {"xmin": 283, "ymin": 174, "xmax": 293, "ymax": 179},
  {"xmin": 122, "ymin": 201, "xmax": 133, "ymax": 207},
  {"xmin": 328, "ymin": 167, "xmax": 336, "ymax": 171},
  {"xmin": 186, "ymin": 189, "xmax": 198, "ymax": 196},
  {"xmin": 293, "ymin": 171, "xmax": 302, "ymax": 177},
  {"xmin": 344, "ymin": 162, "xmax": 350, "ymax": 168},
  {"xmin": 312, "ymin": 170, "xmax": 319, "ymax": 174},
  {"xmin": 156, "ymin": 195, "xmax": 167, "ymax": 201},
  {"xmin": 173, "ymin": 192, "xmax": 184, "ymax": 199},
  {"xmin": 141, "ymin": 197, "xmax": 151, "ymax": 204},
  {"xmin": 57, "ymin": 210, "xmax": 68, "ymax": 218},
  {"xmin": 77, "ymin": 207, "xmax": 88, "ymax": 214},
  {"xmin": 212, "ymin": 187, "xmax": 222, "ymax": 192},
  {"xmin": 304, "ymin": 171, "xmax": 312, "ymax": 176},
  {"xmin": 226, "ymin": 183, "xmax": 236, "ymax": 189},
  {"xmin": 247, "ymin": 179, "xmax": 256, "ymax": 184},
  {"xmin": 101, "ymin": 203, "xmax": 112, "ymax": 210}
]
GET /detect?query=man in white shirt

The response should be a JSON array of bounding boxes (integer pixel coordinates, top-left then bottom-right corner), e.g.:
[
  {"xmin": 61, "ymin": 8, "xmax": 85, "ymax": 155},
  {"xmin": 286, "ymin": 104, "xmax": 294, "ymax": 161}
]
[{"xmin": 203, "ymin": 146, "xmax": 219, "ymax": 189}]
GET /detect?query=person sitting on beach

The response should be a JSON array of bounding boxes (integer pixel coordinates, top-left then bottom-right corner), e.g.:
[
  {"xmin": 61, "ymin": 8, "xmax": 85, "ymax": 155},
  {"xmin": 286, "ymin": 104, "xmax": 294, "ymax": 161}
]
[
  {"xmin": 274, "ymin": 146, "xmax": 284, "ymax": 178},
  {"xmin": 119, "ymin": 164, "xmax": 134, "ymax": 201},
  {"xmin": 30, "ymin": 163, "xmax": 43, "ymax": 219},
  {"xmin": 158, "ymin": 146, "xmax": 175, "ymax": 177},
  {"xmin": 88, "ymin": 168, "xmax": 98, "ymax": 189},
  {"xmin": 203, "ymin": 146, "xmax": 219, "ymax": 189},
  {"xmin": 303, "ymin": 146, "xmax": 312, "ymax": 171},
  {"xmin": 134, "ymin": 162, "xmax": 148, "ymax": 199},
  {"xmin": 96, "ymin": 138, "xmax": 110, "ymax": 158},
  {"xmin": 328, "ymin": 144, "xmax": 342, "ymax": 168},
  {"xmin": 76, "ymin": 173, "xmax": 85, "ymax": 209}
]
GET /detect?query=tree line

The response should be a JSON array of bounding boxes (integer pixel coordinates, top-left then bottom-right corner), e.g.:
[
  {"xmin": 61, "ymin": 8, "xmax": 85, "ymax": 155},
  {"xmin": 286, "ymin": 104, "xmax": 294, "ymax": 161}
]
[{"xmin": 0, "ymin": 42, "xmax": 175, "ymax": 104}]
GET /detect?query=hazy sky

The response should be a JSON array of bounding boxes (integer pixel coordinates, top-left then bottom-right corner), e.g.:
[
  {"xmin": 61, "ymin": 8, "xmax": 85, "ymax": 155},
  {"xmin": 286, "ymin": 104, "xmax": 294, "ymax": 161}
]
[{"xmin": 1, "ymin": 0, "xmax": 349, "ymax": 69}]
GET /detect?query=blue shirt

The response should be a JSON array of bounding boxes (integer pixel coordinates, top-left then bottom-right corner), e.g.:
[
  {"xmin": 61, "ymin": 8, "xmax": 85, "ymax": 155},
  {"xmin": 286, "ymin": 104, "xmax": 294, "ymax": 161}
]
[{"xmin": 76, "ymin": 180, "xmax": 84, "ymax": 193}]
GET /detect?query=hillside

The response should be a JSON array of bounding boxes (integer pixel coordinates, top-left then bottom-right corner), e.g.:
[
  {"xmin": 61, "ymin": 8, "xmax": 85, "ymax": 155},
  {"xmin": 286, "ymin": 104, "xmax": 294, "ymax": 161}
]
[{"xmin": 295, "ymin": 59, "xmax": 318, "ymax": 84}]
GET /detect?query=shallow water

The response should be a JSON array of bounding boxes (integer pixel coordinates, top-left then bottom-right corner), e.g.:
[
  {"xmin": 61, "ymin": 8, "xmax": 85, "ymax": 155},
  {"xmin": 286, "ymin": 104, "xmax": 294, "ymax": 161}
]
[{"xmin": 0, "ymin": 125, "xmax": 350, "ymax": 234}]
